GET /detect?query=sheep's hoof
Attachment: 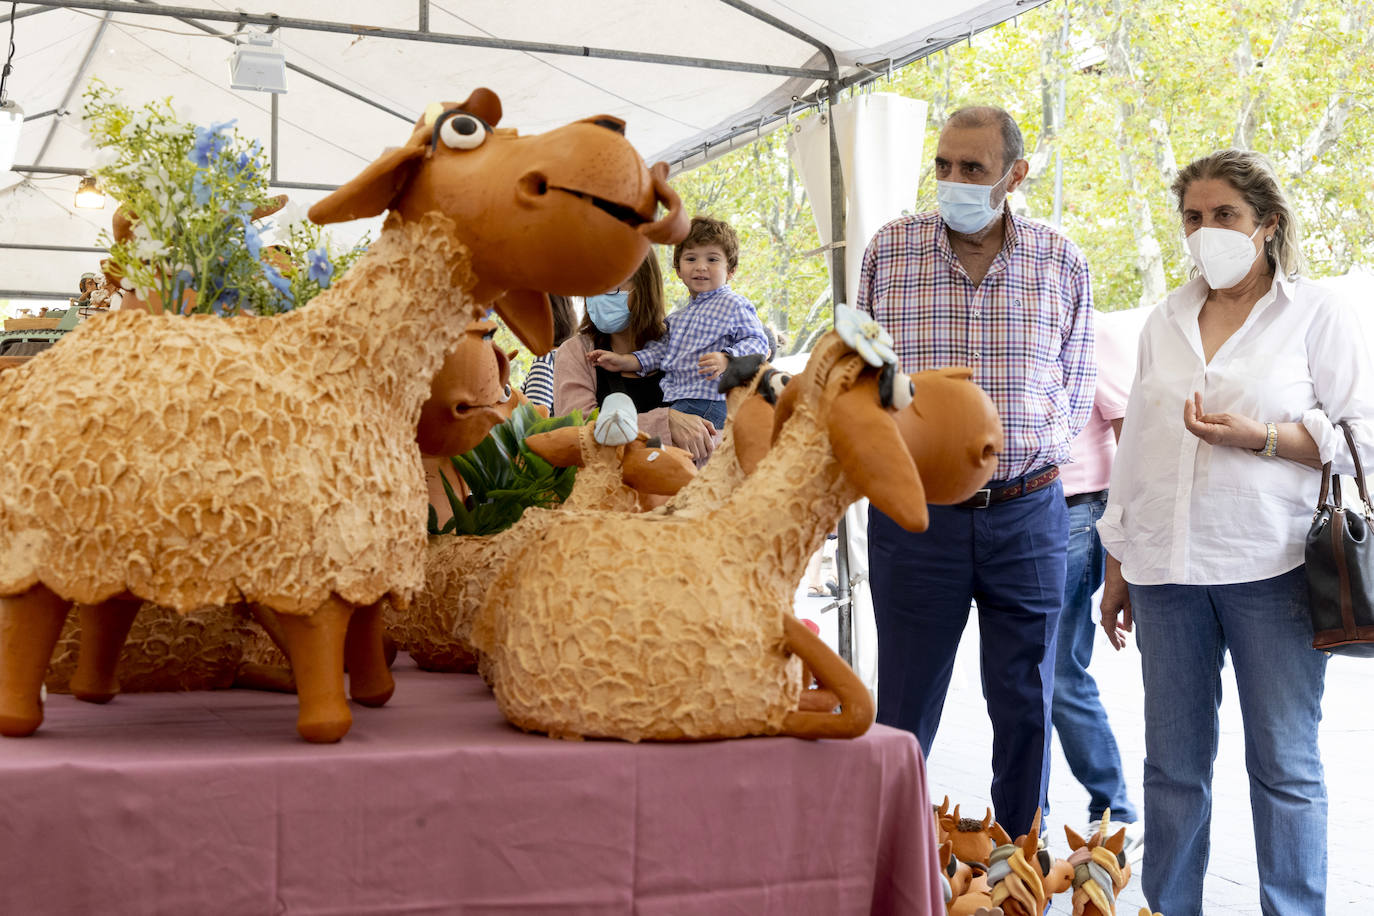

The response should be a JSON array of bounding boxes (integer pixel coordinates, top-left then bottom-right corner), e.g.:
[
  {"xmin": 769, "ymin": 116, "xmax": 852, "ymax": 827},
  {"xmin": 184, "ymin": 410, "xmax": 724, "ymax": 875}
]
[
  {"xmin": 69, "ymin": 674, "xmax": 120, "ymax": 704},
  {"xmin": 296, "ymin": 703, "xmax": 352, "ymax": 744},
  {"xmin": 0, "ymin": 702, "xmax": 43, "ymax": 738},
  {"xmin": 349, "ymin": 669, "xmax": 395, "ymax": 708}
]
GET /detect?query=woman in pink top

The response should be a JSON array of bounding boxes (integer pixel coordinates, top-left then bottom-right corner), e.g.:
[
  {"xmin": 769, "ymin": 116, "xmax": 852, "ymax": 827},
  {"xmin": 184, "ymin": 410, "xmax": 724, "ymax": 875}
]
[{"xmin": 552, "ymin": 253, "xmax": 718, "ymax": 461}]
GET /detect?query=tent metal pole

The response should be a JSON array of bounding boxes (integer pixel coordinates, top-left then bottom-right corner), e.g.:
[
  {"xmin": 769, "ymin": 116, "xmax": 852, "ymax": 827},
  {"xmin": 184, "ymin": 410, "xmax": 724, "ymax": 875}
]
[
  {"xmin": 20, "ymin": 1, "xmax": 830, "ymax": 79},
  {"xmin": 31, "ymin": 10, "xmax": 113, "ymax": 166},
  {"xmin": 9, "ymin": 163, "xmax": 339, "ymax": 192},
  {"xmin": 0, "ymin": 289, "xmax": 78, "ymax": 299},
  {"xmin": 270, "ymin": 92, "xmax": 279, "ymax": 183},
  {"xmin": 0, "ymin": 243, "xmax": 106, "ymax": 253},
  {"xmin": 417, "ymin": 1, "xmax": 428, "ymax": 33},
  {"xmin": 825, "ymin": 77, "xmax": 856, "ymax": 669},
  {"xmin": 1, "ymin": 5, "xmax": 55, "ymax": 22},
  {"xmin": 715, "ymin": 0, "xmax": 837, "ymax": 70}
]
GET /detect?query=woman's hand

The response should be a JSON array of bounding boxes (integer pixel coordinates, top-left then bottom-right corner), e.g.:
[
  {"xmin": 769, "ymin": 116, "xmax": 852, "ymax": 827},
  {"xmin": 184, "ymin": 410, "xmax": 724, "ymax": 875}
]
[
  {"xmin": 1100, "ymin": 554, "xmax": 1134, "ymax": 651},
  {"xmin": 697, "ymin": 351, "xmax": 728, "ymax": 380},
  {"xmin": 667, "ymin": 409, "xmax": 716, "ymax": 462},
  {"xmin": 1182, "ymin": 391, "xmax": 1266, "ymax": 450}
]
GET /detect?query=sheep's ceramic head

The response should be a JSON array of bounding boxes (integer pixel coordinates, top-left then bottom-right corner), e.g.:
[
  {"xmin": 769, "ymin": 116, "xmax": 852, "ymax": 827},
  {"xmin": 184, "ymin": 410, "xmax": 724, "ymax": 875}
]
[
  {"xmin": 894, "ymin": 367, "xmax": 1003, "ymax": 504},
  {"xmin": 767, "ymin": 316, "xmax": 1001, "ymax": 534},
  {"xmin": 415, "ymin": 319, "xmax": 519, "ymax": 457},
  {"xmin": 309, "ymin": 88, "xmax": 687, "ymax": 354},
  {"xmin": 1063, "ymin": 815, "xmax": 1133, "ymax": 915}
]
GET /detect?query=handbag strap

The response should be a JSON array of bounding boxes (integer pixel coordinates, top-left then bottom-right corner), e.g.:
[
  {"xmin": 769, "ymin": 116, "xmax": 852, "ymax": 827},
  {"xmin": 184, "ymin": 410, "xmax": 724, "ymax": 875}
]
[{"xmin": 1338, "ymin": 420, "xmax": 1373, "ymax": 517}]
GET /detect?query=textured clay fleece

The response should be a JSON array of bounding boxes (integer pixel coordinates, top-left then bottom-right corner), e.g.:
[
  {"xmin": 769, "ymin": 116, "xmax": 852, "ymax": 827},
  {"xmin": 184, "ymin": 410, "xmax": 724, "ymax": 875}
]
[
  {"xmin": 0, "ymin": 212, "xmax": 478, "ymax": 617},
  {"xmin": 470, "ymin": 334, "xmax": 871, "ymax": 741}
]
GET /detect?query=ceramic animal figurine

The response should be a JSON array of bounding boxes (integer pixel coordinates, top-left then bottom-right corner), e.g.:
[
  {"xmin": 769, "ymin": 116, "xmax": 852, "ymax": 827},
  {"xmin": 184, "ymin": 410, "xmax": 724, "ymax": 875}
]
[
  {"xmin": 471, "ymin": 323, "xmax": 1003, "ymax": 741},
  {"xmin": 394, "ymin": 399, "xmax": 698, "ymax": 674},
  {"xmin": 1064, "ymin": 812, "xmax": 1133, "ymax": 916},
  {"xmin": 0, "ymin": 87, "xmax": 686, "ymax": 742},
  {"xmin": 985, "ymin": 810, "xmax": 1074, "ymax": 916}
]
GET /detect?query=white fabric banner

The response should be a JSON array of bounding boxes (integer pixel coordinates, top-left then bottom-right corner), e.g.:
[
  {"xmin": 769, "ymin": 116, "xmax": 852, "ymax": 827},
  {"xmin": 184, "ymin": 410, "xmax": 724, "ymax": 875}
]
[{"xmin": 786, "ymin": 92, "xmax": 928, "ymax": 306}]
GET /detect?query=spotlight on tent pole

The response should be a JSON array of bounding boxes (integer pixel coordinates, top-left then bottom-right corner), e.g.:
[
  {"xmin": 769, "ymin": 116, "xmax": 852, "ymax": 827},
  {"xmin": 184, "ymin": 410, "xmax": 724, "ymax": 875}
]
[
  {"xmin": 0, "ymin": 99, "xmax": 22, "ymax": 174},
  {"xmin": 74, "ymin": 174, "xmax": 106, "ymax": 209},
  {"xmin": 228, "ymin": 29, "xmax": 288, "ymax": 94}
]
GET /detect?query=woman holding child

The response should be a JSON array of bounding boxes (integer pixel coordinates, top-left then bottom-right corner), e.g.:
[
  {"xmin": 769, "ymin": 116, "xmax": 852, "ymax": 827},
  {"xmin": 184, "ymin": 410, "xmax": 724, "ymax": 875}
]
[
  {"xmin": 1099, "ymin": 148, "xmax": 1374, "ymax": 915},
  {"xmin": 552, "ymin": 251, "xmax": 718, "ymax": 461}
]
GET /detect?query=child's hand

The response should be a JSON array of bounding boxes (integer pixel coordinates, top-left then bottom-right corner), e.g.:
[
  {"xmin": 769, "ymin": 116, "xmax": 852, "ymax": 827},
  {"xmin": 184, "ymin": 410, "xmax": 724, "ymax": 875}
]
[
  {"xmin": 587, "ymin": 349, "xmax": 637, "ymax": 372},
  {"xmin": 697, "ymin": 351, "xmax": 728, "ymax": 380}
]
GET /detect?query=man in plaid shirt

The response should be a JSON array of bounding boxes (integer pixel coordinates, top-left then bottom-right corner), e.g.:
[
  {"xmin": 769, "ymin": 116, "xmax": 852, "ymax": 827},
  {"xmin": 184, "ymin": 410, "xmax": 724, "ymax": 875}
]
[{"xmin": 857, "ymin": 106, "xmax": 1095, "ymax": 840}]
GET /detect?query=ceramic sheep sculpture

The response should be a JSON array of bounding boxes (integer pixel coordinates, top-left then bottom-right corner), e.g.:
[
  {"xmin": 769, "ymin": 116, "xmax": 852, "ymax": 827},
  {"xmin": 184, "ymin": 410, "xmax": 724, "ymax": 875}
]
[
  {"xmin": 0, "ymin": 87, "xmax": 686, "ymax": 742},
  {"xmin": 471, "ymin": 324, "xmax": 1004, "ymax": 741}
]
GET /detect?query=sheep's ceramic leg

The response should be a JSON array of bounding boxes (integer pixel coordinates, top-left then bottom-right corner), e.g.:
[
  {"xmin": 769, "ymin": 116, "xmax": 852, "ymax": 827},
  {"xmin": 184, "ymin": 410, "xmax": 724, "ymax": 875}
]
[
  {"xmin": 344, "ymin": 601, "xmax": 394, "ymax": 707},
  {"xmin": 69, "ymin": 598, "xmax": 142, "ymax": 703},
  {"xmin": 0, "ymin": 585, "xmax": 71, "ymax": 737},
  {"xmin": 276, "ymin": 599, "xmax": 352, "ymax": 743}
]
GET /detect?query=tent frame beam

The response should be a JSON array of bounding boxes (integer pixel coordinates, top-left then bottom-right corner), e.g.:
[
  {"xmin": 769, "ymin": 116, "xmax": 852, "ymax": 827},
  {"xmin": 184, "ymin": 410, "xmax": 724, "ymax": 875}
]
[
  {"xmin": 18, "ymin": 1, "xmax": 832, "ymax": 80},
  {"xmin": 9, "ymin": 163, "xmax": 339, "ymax": 191}
]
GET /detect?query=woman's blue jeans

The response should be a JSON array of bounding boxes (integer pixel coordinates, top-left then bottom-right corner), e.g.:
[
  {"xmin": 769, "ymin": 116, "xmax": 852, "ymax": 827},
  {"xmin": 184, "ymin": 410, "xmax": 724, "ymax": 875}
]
[{"xmin": 1130, "ymin": 567, "xmax": 1327, "ymax": 916}]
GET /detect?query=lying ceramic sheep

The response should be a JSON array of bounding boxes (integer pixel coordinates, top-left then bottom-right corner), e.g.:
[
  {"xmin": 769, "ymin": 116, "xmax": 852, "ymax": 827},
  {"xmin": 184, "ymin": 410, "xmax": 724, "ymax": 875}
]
[
  {"xmin": 0, "ymin": 87, "xmax": 686, "ymax": 742},
  {"xmin": 473, "ymin": 312, "xmax": 1003, "ymax": 741}
]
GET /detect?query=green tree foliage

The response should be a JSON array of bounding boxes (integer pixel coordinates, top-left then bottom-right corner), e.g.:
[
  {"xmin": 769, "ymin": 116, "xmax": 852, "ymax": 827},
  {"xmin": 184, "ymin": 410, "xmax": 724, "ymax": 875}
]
[{"xmin": 668, "ymin": 0, "xmax": 1374, "ymax": 321}]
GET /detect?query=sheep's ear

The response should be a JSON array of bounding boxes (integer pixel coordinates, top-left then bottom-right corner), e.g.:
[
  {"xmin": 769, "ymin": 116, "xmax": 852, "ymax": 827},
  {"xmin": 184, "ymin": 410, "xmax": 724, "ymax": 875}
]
[
  {"xmin": 1065, "ymin": 825, "xmax": 1087, "ymax": 851},
  {"xmin": 309, "ymin": 144, "xmax": 427, "ymax": 224},
  {"xmin": 458, "ymin": 88, "xmax": 502, "ymax": 128},
  {"xmin": 828, "ymin": 375, "xmax": 928, "ymax": 532},
  {"xmin": 732, "ymin": 394, "xmax": 776, "ymax": 475},
  {"xmin": 621, "ymin": 443, "xmax": 696, "ymax": 495},
  {"xmin": 525, "ymin": 427, "xmax": 584, "ymax": 468},
  {"xmin": 494, "ymin": 288, "xmax": 554, "ymax": 356},
  {"xmin": 770, "ymin": 374, "xmax": 802, "ymax": 443}
]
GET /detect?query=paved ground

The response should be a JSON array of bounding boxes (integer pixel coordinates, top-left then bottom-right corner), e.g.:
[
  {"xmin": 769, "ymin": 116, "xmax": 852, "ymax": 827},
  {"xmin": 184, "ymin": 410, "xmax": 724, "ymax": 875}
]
[{"xmin": 797, "ymin": 573, "xmax": 1374, "ymax": 915}]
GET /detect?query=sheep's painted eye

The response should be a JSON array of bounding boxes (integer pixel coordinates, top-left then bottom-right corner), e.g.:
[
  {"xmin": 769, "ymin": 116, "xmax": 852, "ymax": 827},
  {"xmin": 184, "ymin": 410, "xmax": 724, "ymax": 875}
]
[
  {"xmin": 891, "ymin": 373, "xmax": 915, "ymax": 410},
  {"xmin": 502, "ymin": 383, "xmax": 513, "ymax": 401},
  {"xmin": 440, "ymin": 114, "xmax": 486, "ymax": 150},
  {"xmin": 769, "ymin": 373, "xmax": 791, "ymax": 399}
]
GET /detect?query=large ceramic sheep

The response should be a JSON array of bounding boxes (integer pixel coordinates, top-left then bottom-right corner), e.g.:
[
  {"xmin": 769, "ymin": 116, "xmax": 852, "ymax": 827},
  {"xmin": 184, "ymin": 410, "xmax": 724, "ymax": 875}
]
[
  {"xmin": 471, "ymin": 313, "xmax": 1004, "ymax": 741},
  {"xmin": 0, "ymin": 87, "xmax": 686, "ymax": 742}
]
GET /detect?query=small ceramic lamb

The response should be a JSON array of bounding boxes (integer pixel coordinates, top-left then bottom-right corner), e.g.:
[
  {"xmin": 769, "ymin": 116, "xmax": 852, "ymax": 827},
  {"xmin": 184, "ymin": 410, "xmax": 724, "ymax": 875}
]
[{"xmin": 0, "ymin": 87, "xmax": 686, "ymax": 742}]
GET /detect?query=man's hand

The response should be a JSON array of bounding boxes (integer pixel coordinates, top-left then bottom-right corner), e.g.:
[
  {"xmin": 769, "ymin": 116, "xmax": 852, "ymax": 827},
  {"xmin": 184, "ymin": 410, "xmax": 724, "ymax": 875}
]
[
  {"xmin": 1183, "ymin": 391, "xmax": 1266, "ymax": 450},
  {"xmin": 1100, "ymin": 554, "xmax": 1133, "ymax": 650},
  {"xmin": 587, "ymin": 349, "xmax": 639, "ymax": 373},
  {"xmin": 697, "ymin": 351, "xmax": 728, "ymax": 380},
  {"xmin": 667, "ymin": 409, "xmax": 716, "ymax": 462}
]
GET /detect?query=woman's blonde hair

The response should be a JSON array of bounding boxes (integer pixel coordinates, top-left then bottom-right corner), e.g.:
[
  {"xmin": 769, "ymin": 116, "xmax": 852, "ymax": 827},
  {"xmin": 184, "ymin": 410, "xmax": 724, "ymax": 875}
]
[{"xmin": 1172, "ymin": 149, "xmax": 1304, "ymax": 278}]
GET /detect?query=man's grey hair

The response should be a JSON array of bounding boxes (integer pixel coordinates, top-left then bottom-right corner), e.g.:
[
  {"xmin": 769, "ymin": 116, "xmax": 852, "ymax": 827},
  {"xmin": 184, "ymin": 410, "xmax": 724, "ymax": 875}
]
[{"xmin": 945, "ymin": 106, "xmax": 1024, "ymax": 171}]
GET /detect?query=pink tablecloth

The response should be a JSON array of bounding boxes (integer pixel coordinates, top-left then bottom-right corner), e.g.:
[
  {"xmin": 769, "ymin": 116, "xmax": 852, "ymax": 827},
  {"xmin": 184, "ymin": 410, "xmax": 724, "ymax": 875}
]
[{"xmin": 0, "ymin": 663, "xmax": 941, "ymax": 915}]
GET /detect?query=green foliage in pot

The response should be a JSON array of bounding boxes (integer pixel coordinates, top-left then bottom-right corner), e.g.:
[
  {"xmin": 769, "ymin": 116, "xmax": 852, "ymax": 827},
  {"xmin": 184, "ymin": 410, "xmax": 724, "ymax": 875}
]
[{"xmin": 428, "ymin": 405, "xmax": 588, "ymax": 537}]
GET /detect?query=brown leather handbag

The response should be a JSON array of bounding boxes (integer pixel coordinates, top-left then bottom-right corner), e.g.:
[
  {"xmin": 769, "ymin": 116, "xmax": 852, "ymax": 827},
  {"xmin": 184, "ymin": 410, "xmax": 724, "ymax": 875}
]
[{"xmin": 1305, "ymin": 420, "xmax": 1374, "ymax": 656}]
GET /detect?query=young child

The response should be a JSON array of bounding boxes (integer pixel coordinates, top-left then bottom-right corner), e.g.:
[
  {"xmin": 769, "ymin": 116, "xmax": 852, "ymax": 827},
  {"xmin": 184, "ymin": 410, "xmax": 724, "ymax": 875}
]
[{"xmin": 588, "ymin": 216, "xmax": 769, "ymax": 430}]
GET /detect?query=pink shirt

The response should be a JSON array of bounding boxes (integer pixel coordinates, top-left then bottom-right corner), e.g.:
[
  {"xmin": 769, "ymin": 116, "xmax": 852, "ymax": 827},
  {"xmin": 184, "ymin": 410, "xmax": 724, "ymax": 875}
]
[{"xmin": 1060, "ymin": 307, "xmax": 1150, "ymax": 496}]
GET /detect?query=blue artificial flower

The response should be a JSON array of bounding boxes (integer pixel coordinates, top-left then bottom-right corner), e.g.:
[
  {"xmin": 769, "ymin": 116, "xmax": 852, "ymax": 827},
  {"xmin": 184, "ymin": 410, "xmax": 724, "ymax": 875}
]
[
  {"xmin": 188, "ymin": 119, "xmax": 238, "ymax": 167},
  {"xmin": 262, "ymin": 263, "xmax": 295, "ymax": 308},
  {"xmin": 212, "ymin": 286, "xmax": 240, "ymax": 317},
  {"xmin": 192, "ymin": 171, "xmax": 212, "ymax": 206},
  {"xmin": 241, "ymin": 217, "xmax": 262, "ymax": 259},
  {"xmin": 306, "ymin": 247, "xmax": 333, "ymax": 288}
]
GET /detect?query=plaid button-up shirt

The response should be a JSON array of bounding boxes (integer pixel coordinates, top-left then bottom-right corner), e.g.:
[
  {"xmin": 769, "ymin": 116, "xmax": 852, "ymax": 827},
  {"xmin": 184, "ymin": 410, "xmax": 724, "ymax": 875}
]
[
  {"xmin": 857, "ymin": 210, "xmax": 1096, "ymax": 480},
  {"xmin": 634, "ymin": 284, "xmax": 770, "ymax": 403}
]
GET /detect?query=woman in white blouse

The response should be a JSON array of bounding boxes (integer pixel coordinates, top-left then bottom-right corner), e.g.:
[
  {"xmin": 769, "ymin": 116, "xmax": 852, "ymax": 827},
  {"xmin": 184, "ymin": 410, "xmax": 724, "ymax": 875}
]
[{"xmin": 1097, "ymin": 149, "xmax": 1373, "ymax": 916}]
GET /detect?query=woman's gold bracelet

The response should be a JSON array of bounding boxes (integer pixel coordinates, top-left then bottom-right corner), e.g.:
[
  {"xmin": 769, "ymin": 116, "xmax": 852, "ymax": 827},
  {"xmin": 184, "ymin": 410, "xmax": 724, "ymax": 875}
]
[{"xmin": 1256, "ymin": 421, "xmax": 1279, "ymax": 457}]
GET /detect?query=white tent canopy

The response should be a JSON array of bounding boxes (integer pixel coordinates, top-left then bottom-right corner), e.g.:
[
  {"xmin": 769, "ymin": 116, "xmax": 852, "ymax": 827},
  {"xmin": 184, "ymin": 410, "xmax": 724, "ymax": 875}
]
[{"xmin": 0, "ymin": 0, "xmax": 1051, "ymax": 299}]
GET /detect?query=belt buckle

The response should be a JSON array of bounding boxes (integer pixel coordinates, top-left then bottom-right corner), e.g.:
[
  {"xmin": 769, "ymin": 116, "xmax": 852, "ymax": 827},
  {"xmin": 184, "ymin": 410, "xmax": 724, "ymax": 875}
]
[{"xmin": 966, "ymin": 488, "xmax": 991, "ymax": 509}]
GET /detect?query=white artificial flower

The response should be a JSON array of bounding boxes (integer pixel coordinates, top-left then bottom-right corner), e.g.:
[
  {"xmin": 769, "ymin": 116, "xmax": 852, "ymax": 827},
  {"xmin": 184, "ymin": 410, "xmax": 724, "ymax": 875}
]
[{"xmin": 833, "ymin": 303, "xmax": 897, "ymax": 368}]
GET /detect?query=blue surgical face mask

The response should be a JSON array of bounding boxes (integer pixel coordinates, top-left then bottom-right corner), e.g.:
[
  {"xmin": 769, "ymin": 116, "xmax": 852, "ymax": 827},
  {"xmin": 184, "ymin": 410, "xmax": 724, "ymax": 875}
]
[
  {"xmin": 585, "ymin": 290, "xmax": 630, "ymax": 334},
  {"xmin": 936, "ymin": 165, "xmax": 1014, "ymax": 235}
]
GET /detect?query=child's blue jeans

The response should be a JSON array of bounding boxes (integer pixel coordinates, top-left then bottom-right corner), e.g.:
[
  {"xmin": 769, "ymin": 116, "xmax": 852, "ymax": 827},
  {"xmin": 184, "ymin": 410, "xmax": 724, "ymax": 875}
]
[{"xmin": 670, "ymin": 397, "xmax": 727, "ymax": 430}]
